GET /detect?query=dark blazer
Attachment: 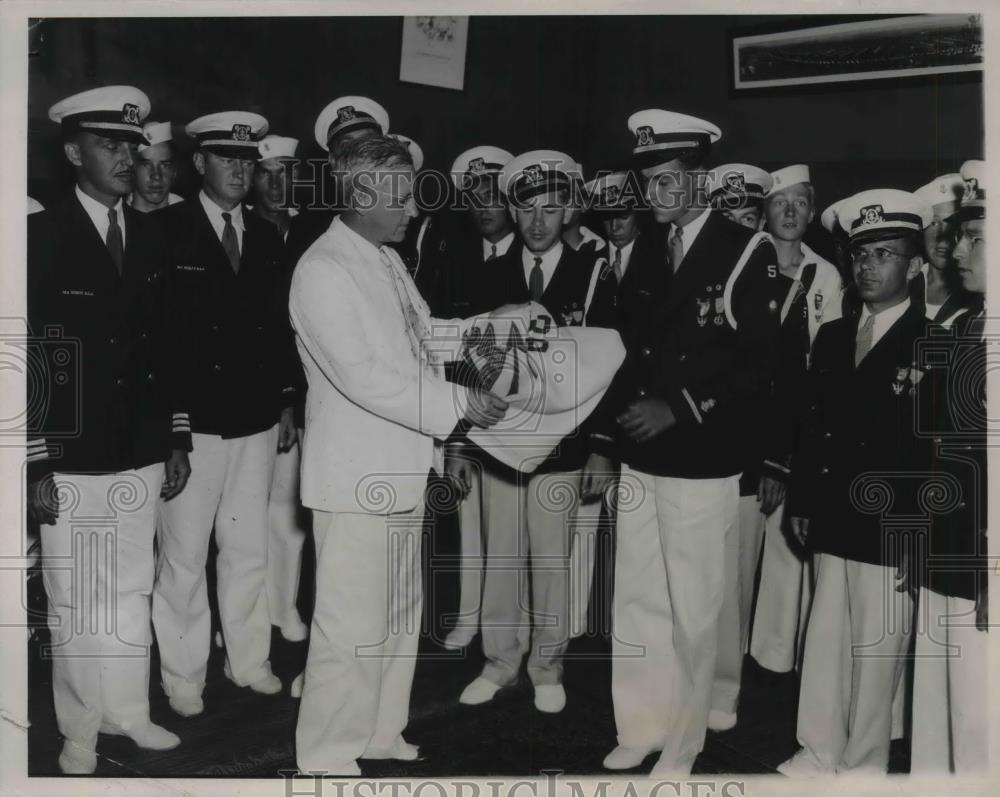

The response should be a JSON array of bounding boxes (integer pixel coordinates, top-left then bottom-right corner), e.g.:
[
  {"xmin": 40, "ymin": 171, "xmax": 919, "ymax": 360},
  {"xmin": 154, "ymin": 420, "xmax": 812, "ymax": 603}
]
[
  {"xmin": 916, "ymin": 306, "xmax": 987, "ymax": 600},
  {"xmin": 165, "ymin": 197, "xmax": 297, "ymax": 438},
  {"xmin": 591, "ymin": 211, "xmax": 783, "ymax": 479},
  {"xmin": 788, "ymin": 301, "xmax": 931, "ymax": 567},
  {"xmin": 585, "ymin": 233, "xmax": 660, "ymax": 333},
  {"xmin": 27, "ymin": 194, "xmax": 191, "ymax": 479}
]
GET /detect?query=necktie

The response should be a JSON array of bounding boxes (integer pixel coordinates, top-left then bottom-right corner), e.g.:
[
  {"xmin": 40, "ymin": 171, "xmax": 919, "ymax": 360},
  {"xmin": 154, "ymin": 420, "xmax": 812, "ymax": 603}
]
[
  {"xmin": 668, "ymin": 225, "xmax": 684, "ymax": 272},
  {"xmin": 106, "ymin": 208, "xmax": 124, "ymax": 276},
  {"xmin": 612, "ymin": 247, "xmax": 623, "ymax": 283},
  {"xmin": 529, "ymin": 256, "xmax": 544, "ymax": 301},
  {"xmin": 855, "ymin": 313, "xmax": 876, "ymax": 366},
  {"xmin": 221, "ymin": 211, "xmax": 240, "ymax": 274},
  {"xmin": 488, "ymin": 244, "xmax": 498, "ymax": 261}
]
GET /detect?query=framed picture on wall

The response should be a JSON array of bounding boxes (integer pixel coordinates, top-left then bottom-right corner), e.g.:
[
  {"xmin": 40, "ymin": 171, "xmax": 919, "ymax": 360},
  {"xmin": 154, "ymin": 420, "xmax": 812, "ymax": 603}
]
[
  {"xmin": 731, "ymin": 13, "xmax": 982, "ymax": 91},
  {"xmin": 399, "ymin": 16, "xmax": 469, "ymax": 92}
]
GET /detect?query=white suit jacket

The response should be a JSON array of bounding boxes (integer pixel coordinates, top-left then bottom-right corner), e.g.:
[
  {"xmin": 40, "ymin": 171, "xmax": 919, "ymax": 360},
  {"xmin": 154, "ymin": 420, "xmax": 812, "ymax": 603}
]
[{"xmin": 289, "ymin": 216, "xmax": 471, "ymax": 515}]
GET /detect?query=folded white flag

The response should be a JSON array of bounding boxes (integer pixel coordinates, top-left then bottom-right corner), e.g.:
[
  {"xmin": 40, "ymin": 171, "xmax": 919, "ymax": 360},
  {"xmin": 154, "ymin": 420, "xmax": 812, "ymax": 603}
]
[{"xmin": 461, "ymin": 303, "xmax": 625, "ymax": 473}]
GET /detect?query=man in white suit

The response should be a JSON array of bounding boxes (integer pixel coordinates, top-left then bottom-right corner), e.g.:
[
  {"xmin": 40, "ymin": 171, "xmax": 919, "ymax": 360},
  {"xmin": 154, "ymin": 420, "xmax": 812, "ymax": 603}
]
[{"xmin": 289, "ymin": 135, "xmax": 508, "ymax": 776}]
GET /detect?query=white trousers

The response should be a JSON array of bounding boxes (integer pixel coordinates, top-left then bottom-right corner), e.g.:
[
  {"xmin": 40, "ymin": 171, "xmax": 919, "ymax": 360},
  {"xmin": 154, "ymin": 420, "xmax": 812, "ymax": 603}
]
[
  {"xmin": 41, "ymin": 464, "xmax": 164, "ymax": 750},
  {"xmin": 266, "ymin": 434, "xmax": 307, "ymax": 628},
  {"xmin": 611, "ymin": 468, "xmax": 738, "ymax": 772},
  {"xmin": 479, "ymin": 464, "xmax": 580, "ymax": 687},
  {"xmin": 792, "ymin": 553, "xmax": 913, "ymax": 773},
  {"xmin": 711, "ymin": 493, "xmax": 766, "ymax": 717},
  {"xmin": 152, "ymin": 428, "xmax": 277, "ymax": 698},
  {"xmin": 449, "ymin": 458, "xmax": 483, "ymax": 636},
  {"xmin": 295, "ymin": 503, "xmax": 424, "ymax": 772},
  {"xmin": 749, "ymin": 500, "xmax": 813, "ymax": 673},
  {"xmin": 911, "ymin": 587, "xmax": 988, "ymax": 772}
]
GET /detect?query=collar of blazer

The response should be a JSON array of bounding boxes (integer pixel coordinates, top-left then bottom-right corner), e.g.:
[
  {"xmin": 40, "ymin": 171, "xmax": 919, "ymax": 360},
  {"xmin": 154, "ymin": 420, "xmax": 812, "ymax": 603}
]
[
  {"xmin": 850, "ymin": 300, "xmax": 926, "ymax": 373},
  {"xmin": 67, "ymin": 191, "xmax": 141, "ymax": 280}
]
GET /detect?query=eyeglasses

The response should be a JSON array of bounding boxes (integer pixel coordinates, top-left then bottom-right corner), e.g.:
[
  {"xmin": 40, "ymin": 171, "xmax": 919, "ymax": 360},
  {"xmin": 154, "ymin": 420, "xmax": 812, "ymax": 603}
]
[{"xmin": 849, "ymin": 246, "xmax": 907, "ymax": 266}]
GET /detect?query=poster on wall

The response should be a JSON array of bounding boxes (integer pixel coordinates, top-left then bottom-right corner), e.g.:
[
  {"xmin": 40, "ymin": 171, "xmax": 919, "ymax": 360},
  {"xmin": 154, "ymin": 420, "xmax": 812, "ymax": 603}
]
[
  {"xmin": 731, "ymin": 14, "xmax": 982, "ymax": 91},
  {"xmin": 399, "ymin": 16, "xmax": 469, "ymax": 91}
]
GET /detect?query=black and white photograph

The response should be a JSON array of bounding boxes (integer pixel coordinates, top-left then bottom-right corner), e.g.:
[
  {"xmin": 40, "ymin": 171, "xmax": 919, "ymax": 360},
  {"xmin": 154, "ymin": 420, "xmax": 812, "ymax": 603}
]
[{"xmin": 0, "ymin": 1, "xmax": 995, "ymax": 794}]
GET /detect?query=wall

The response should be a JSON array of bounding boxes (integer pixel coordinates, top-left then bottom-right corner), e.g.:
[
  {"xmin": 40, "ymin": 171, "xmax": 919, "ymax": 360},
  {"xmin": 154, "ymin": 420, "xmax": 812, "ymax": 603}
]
[{"xmin": 28, "ymin": 14, "xmax": 984, "ymax": 209}]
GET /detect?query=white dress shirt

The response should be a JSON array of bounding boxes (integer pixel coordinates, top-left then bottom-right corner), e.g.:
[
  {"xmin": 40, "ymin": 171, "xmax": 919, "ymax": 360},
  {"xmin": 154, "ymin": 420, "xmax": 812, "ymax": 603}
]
[
  {"xmin": 610, "ymin": 237, "xmax": 638, "ymax": 279},
  {"xmin": 199, "ymin": 190, "xmax": 245, "ymax": 253},
  {"xmin": 858, "ymin": 298, "xmax": 911, "ymax": 351},
  {"xmin": 483, "ymin": 231, "xmax": 516, "ymax": 261},
  {"xmin": 522, "ymin": 241, "xmax": 564, "ymax": 295},
  {"xmin": 75, "ymin": 184, "xmax": 126, "ymax": 248},
  {"xmin": 668, "ymin": 206, "xmax": 711, "ymax": 259}
]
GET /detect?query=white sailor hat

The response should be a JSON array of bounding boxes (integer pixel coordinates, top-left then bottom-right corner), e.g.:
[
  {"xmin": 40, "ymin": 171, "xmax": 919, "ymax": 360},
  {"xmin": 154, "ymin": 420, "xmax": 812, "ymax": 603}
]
[
  {"xmin": 957, "ymin": 160, "xmax": 986, "ymax": 220},
  {"xmin": 708, "ymin": 163, "xmax": 773, "ymax": 207},
  {"xmin": 391, "ymin": 134, "xmax": 424, "ymax": 171},
  {"xmin": 627, "ymin": 109, "xmax": 721, "ymax": 168},
  {"xmin": 584, "ymin": 171, "xmax": 639, "ymax": 212},
  {"xmin": 48, "ymin": 85, "xmax": 151, "ymax": 143},
  {"xmin": 820, "ymin": 198, "xmax": 846, "ymax": 234},
  {"xmin": 838, "ymin": 189, "xmax": 933, "ymax": 242},
  {"xmin": 138, "ymin": 121, "xmax": 172, "ymax": 152},
  {"xmin": 767, "ymin": 164, "xmax": 811, "ymax": 196},
  {"xmin": 450, "ymin": 145, "xmax": 514, "ymax": 191},
  {"xmin": 186, "ymin": 111, "xmax": 268, "ymax": 159},
  {"xmin": 258, "ymin": 135, "xmax": 299, "ymax": 161},
  {"xmin": 914, "ymin": 173, "xmax": 964, "ymax": 217},
  {"xmin": 499, "ymin": 150, "xmax": 580, "ymax": 206},
  {"xmin": 314, "ymin": 96, "xmax": 389, "ymax": 151}
]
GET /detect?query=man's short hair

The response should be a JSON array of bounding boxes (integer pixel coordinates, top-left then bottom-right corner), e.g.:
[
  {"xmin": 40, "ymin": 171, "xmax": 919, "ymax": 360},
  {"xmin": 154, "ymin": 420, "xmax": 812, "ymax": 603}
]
[{"xmin": 334, "ymin": 134, "xmax": 412, "ymax": 207}]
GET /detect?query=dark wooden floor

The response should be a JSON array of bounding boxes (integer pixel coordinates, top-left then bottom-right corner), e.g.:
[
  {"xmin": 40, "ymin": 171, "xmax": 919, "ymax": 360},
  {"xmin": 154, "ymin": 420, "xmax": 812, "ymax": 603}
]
[{"xmin": 26, "ymin": 507, "xmax": 910, "ymax": 778}]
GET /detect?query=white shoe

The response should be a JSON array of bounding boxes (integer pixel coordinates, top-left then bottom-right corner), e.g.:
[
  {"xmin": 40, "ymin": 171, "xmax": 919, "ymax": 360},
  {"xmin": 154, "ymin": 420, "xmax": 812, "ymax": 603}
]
[
  {"xmin": 776, "ymin": 748, "xmax": 832, "ymax": 776},
  {"xmin": 58, "ymin": 740, "xmax": 97, "ymax": 775},
  {"xmin": 224, "ymin": 661, "xmax": 282, "ymax": 694},
  {"xmin": 290, "ymin": 672, "xmax": 304, "ymax": 698},
  {"xmin": 602, "ymin": 744, "xmax": 655, "ymax": 770},
  {"xmin": 533, "ymin": 684, "xmax": 566, "ymax": 713},
  {"xmin": 168, "ymin": 694, "xmax": 204, "ymax": 717},
  {"xmin": 279, "ymin": 615, "xmax": 309, "ymax": 643},
  {"xmin": 362, "ymin": 737, "xmax": 422, "ymax": 761},
  {"xmin": 443, "ymin": 627, "xmax": 477, "ymax": 650},
  {"xmin": 249, "ymin": 672, "xmax": 283, "ymax": 695},
  {"xmin": 459, "ymin": 676, "xmax": 501, "ymax": 705},
  {"xmin": 707, "ymin": 709, "xmax": 737, "ymax": 731},
  {"xmin": 100, "ymin": 720, "xmax": 180, "ymax": 751},
  {"xmin": 650, "ymin": 752, "xmax": 697, "ymax": 777}
]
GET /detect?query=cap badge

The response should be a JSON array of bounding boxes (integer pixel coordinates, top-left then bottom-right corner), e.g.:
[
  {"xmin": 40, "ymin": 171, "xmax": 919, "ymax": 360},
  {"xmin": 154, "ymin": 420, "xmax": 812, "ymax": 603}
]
[
  {"xmin": 122, "ymin": 103, "xmax": 141, "ymax": 125},
  {"xmin": 469, "ymin": 157, "xmax": 486, "ymax": 174},
  {"xmin": 523, "ymin": 164, "xmax": 543, "ymax": 186},
  {"xmin": 636, "ymin": 126, "xmax": 654, "ymax": 147},
  {"xmin": 604, "ymin": 184, "xmax": 620, "ymax": 205},
  {"xmin": 964, "ymin": 177, "xmax": 979, "ymax": 202},
  {"xmin": 232, "ymin": 124, "xmax": 251, "ymax": 142},
  {"xmin": 861, "ymin": 204, "xmax": 884, "ymax": 226},
  {"xmin": 725, "ymin": 172, "xmax": 745, "ymax": 192},
  {"xmin": 337, "ymin": 105, "xmax": 356, "ymax": 123}
]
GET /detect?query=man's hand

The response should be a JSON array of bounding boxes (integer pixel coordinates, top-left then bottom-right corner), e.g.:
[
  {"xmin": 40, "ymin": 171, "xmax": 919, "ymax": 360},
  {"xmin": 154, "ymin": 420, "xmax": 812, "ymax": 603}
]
[
  {"xmin": 27, "ymin": 474, "xmax": 58, "ymax": 526},
  {"xmin": 444, "ymin": 447, "xmax": 474, "ymax": 501},
  {"xmin": 789, "ymin": 516, "xmax": 810, "ymax": 547},
  {"xmin": 758, "ymin": 475, "xmax": 787, "ymax": 516},
  {"xmin": 617, "ymin": 397, "xmax": 676, "ymax": 444},
  {"xmin": 161, "ymin": 449, "xmax": 191, "ymax": 500},
  {"xmin": 465, "ymin": 389, "xmax": 508, "ymax": 429},
  {"xmin": 277, "ymin": 407, "xmax": 297, "ymax": 453},
  {"xmin": 580, "ymin": 452, "xmax": 617, "ymax": 503}
]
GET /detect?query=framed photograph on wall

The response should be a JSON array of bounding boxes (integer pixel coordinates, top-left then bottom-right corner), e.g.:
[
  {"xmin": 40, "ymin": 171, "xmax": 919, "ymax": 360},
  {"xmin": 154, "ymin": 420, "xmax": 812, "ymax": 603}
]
[
  {"xmin": 399, "ymin": 16, "xmax": 469, "ymax": 92},
  {"xmin": 731, "ymin": 14, "xmax": 982, "ymax": 91}
]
